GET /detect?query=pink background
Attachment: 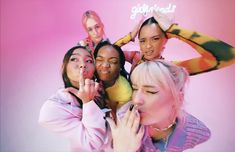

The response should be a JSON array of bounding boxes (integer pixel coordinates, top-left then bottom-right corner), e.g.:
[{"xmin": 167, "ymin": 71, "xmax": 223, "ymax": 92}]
[{"xmin": 1, "ymin": 0, "xmax": 235, "ymax": 151}]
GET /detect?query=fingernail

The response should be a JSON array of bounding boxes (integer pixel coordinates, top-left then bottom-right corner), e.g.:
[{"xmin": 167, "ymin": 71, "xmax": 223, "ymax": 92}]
[{"xmin": 129, "ymin": 104, "xmax": 134, "ymax": 111}]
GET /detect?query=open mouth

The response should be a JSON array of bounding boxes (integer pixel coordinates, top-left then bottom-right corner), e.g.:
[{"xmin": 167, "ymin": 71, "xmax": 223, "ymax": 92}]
[
  {"xmin": 144, "ymin": 50, "xmax": 153, "ymax": 56},
  {"xmin": 99, "ymin": 70, "xmax": 110, "ymax": 75}
]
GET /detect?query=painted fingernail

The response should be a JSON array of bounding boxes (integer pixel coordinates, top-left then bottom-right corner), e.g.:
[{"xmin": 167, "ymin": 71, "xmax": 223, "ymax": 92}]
[{"xmin": 129, "ymin": 104, "xmax": 134, "ymax": 111}]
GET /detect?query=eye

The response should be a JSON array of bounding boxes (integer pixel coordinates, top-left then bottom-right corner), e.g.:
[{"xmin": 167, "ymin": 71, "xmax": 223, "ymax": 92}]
[
  {"xmin": 95, "ymin": 58, "xmax": 103, "ymax": 62},
  {"xmin": 86, "ymin": 59, "xmax": 93, "ymax": 63},
  {"xmin": 95, "ymin": 25, "xmax": 100, "ymax": 29},
  {"xmin": 146, "ymin": 91, "xmax": 159, "ymax": 94},
  {"xmin": 152, "ymin": 37, "xmax": 160, "ymax": 41},
  {"xmin": 70, "ymin": 57, "xmax": 78, "ymax": 62},
  {"xmin": 109, "ymin": 60, "xmax": 118, "ymax": 64},
  {"xmin": 139, "ymin": 39, "xmax": 145, "ymax": 44},
  {"xmin": 87, "ymin": 28, "xmax": 93, "ymax": 32}
]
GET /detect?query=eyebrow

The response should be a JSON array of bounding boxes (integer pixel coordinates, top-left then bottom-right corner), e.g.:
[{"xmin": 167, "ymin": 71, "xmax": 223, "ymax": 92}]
[
  {"xmin": 132, "ymin": 84, "xmax": 157, "ymax": 89},
  {"xmin": 71, "ymin": 53, "xmax": 92, "ymax": 58},
  {"xmin": 96, "ymin": 55, "xmax": 118, "ymax": 60},
  {"xmin": 139, "ymin": 34, "xmax": 162, "ymax": 39}
]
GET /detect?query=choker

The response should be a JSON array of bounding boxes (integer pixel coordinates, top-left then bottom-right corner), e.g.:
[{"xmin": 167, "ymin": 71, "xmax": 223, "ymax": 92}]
[{"xmin": 150, "ymin": 122, "xmax": 176, "ymax": 132}]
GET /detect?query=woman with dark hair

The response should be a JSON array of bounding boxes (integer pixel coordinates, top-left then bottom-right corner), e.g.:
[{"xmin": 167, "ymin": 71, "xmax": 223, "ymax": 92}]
[
  {"xmin": 38, "ymin": 46, "xmax": 108, "ymax": 152},
  {"xmin": 94, "ymin": 41, "xmax": 132, "ymax": 115},
  {"xmin": 124, "ymin": 12, "xmax": 235, "ymax": 74}
]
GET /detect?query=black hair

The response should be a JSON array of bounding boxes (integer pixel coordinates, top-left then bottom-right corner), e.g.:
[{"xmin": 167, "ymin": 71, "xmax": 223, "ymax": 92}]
[
  {"xmin": 94, "ymin": 41, "xmax": 129, "ymax": 80},
  {"xmin": 62, "ymin": 45, "xmax": 90, "ymax": 88},
  {"xmin": 138, "ymin": 16, "xmax": 166, "ymax": 39},
  {"xmin": 61, "ymin": 45, "xmax": 92, "ymax": 108}
]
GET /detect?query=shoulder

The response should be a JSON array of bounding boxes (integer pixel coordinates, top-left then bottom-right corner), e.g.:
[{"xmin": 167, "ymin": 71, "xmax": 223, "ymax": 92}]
[
  {"xmin": 179, "ymin": 111, "xmax": 211, "ymax": 148},
  {"xmin": 39, "ymin": 88, "xmax": 82, "ymax": 121}
]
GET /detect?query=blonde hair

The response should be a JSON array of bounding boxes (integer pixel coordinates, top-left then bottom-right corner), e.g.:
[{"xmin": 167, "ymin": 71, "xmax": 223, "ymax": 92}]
[
  {"xmin": 81, "ymin": 10, "xmax": 104, "ymax": 31},
  {"xmin": 130, "ymin": 59, "xmax": 189, "ymax": 112}
]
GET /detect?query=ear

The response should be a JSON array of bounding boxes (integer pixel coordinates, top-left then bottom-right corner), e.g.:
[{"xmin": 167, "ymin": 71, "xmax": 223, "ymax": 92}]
[{"xmin": 178, "ymin": 91, "xmax": 184, "ymax": 107}]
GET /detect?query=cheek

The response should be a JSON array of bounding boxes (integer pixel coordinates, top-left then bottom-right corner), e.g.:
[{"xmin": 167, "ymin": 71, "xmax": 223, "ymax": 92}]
[
  {"xmin": 139, "ymin": 43, "xmax": 145, "ymax": 52},
  {"xmin": 98, "ymin": 28, "xmax": 103, "ymax": 35},
  {"xmin": 88, "ymin": 65, "xmax": 95, "ymax": 76},
  {"xmin": 111, "ymin": 65, "xmax": 120, "ymax": 76}
]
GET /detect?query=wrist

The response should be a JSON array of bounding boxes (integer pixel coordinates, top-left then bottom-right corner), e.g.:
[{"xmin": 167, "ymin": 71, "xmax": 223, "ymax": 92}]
[{"xmin": 129, "ymin": 32, "xmax": 135, "ymax": 42}]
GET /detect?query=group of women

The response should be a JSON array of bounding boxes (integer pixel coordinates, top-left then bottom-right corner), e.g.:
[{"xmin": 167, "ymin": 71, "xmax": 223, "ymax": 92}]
[{"xmin": 38, "ymin": 10, "xmax": 235, "ymax": 152}]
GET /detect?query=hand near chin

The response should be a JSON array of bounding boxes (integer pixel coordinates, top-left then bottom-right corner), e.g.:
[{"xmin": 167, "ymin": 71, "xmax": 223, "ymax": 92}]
[
  {"xmin": 65, "ymin": 70, "xmax": 99, "ymax": 104},
  {"xmin": 106, "ymin": 105, "xmax": 145, "ymax": 152}
]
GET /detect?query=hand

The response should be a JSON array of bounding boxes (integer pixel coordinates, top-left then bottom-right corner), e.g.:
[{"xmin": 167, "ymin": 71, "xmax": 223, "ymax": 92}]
[
  {"xmin": 106, "ymin": 105, "xmax": 144, "ymax": 152},
  {"xmin": 153, "ymin": 11, "xmax": 173, "ymax": 31},
  {"xmin": 130, "ymin": 15, "xmax": 146, "ymax": 41},
  {"xmin": 65, "ymin": 70, "xmax": 99, "ymax": 103}
]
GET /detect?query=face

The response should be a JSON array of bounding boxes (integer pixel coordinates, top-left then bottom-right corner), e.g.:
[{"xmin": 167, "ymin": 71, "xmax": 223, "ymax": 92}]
[
  {"xmin": 131, "ymin": 80, "xmax": 174, "ymax": 126},
  {"xmin": 85, "ymin": 18, "xmax": 104, "ymax": 44},
  {"xmin": 95, "ymin": 45, "xmax": 120, "ymax": 83},
  {"xmin": 66, "ymin": 48, "xmax": 95, "ymax": 87},
  {"xmin": 139, "ymin": 24, "xmax": 167, "ymax": 60}
]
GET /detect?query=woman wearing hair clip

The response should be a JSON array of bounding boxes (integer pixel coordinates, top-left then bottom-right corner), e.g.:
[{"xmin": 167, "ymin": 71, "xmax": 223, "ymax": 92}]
[
  {"xmin": 107, "ymin": 60, "xmax": 211, "ymax": 152},
  {"xmin": 38, "ymin": 46, "xmax": 108, "ymax": 152}
]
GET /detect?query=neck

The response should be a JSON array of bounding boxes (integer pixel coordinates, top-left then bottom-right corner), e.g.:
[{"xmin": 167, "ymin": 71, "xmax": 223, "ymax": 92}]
[
  {"xmin": 103, "ymin": 75, "xmax": 119, "ymax": 88},
  {"xmin": 148, "ymin": 122, "xmax": 176, "ymax": 141},
  {"xmin": 103, "ymin": 79, "xmax": 116, "ymax": 88}
]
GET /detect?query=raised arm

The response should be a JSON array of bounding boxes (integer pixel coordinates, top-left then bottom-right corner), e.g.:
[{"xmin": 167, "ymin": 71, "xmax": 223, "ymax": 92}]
[
  {"xmin": 154, "ymin": 12, "xmax": 235, "ymax": 75},
  {"xmin": 167, "ymin": 24, "xmax": 235, "ymax": 75}
]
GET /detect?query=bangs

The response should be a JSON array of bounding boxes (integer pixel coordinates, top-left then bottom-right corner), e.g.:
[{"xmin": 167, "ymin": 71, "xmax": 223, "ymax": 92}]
[{"xmin": 131, "ymin": 62, "xmax": 167, "ymax": 88}]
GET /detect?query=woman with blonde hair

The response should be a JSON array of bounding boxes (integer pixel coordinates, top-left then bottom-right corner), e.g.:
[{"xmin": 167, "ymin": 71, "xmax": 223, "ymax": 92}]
[
  {"xmin": 107, "ymin": 60, "xmax": 211, "ymax": 151},
  {"xmin": 78, "ymin": 10, "xmax": 141, "ymax": 54}
]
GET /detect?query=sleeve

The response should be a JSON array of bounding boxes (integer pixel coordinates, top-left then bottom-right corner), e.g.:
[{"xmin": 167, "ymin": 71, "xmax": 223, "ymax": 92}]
[
  {"xmin": 123, "ymin": 50, "xmax": 141, "ymax": 64},
  {"xmin": 184, "ymin": 112, "xmax": 211, "ymax": 149},
  {"xmin": 167, "ymin": 24, "xmax": 235, "ymax": 75},
  {"xmin": 114, "ymin": 32, "xmax": 141, "ymax": 66},
  {"xmin": 114, "ymin": 33, "xmax": 133, "ymax": 47},
  {"xmin": 38, "ymin": 97, "xmax": 107, "ymax": 151}
]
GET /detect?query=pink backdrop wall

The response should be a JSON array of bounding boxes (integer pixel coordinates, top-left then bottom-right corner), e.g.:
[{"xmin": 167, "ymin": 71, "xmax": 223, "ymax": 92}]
[{"xmin": 1, "ymin": 0, "xmax": 235, "ymax": 151}]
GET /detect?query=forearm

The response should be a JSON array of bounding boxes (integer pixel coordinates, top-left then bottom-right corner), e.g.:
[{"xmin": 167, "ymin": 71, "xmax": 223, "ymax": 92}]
[
  {"xmin": 114, "ymin": 33, "xmax": 133, "ymax": 47},
  {"xmin": 167, "ymin": 24, "xmax": 235, "ymax": 75}
]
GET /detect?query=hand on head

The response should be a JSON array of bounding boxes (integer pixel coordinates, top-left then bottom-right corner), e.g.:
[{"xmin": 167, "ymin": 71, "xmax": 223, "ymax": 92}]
[
  {"xmin": 153, "ymin": 11, "xmax": 173, "ymax": 31},
  {"xmin": 130, "ymin": 15, "xmax": 147, "ymax": 40},
  {"xmin": 65, "ymin": 69, "xmax": 99, "ymax": 104}
]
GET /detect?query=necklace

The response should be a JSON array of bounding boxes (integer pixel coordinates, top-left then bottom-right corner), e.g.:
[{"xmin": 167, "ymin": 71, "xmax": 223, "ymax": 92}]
[{"xmin": 150, "ymin": 122, "xmax": 176, "ymax": 132}]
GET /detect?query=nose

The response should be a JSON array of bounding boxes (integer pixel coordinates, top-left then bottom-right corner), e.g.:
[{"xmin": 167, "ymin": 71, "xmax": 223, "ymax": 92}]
[
  {"xmin": 79, "ymin": 61, "xmax": 87, "ymax": 69},
  {"xmin": 101, "ymin": 61, "xmax": 110, "ymax": 68},
  {"xmin": 93, "ymin": 28, "xmax": 98, "ymax": 35},
  {"xmin": 132, "ymin": 90, "xmax": 144, "ymax": 106},
  {"xmin": 145, "ymin": 40, "xmax": 152, "ymax": 49}
]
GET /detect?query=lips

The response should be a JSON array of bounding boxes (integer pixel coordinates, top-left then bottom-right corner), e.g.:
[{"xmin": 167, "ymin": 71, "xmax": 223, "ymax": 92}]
[
  {"xmin": 99, "ymin": 70, "xmax": 110, "ymax": 75},
  {"xmin": 144, "ymin": 50, "xmax": 154, "ymax": 56}
]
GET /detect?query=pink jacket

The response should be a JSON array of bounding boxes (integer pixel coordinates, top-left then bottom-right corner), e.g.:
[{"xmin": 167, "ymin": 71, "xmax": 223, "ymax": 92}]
[{"xmin": 38, "ymin": 88, "xmax": 110, "ymax": 152}]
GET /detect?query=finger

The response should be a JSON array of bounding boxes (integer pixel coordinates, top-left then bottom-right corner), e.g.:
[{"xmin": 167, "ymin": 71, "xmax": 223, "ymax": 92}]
[
  {"xmin": 94, "ymin": 82, "xmax": 99, "ymax": 93},
  {"xmin": 106, "ymin": 117, "xmax": 116, "ymax": 131},
  {"xmin": 84, "ymin": 79, "xmax": 93, "ymax": 92},
  {"xmin": 89, "ymin": 80, "xmax": 95, "ymax": 97},
  {"xmin": 126, "ymin": 106, "xmax": 137, "ymax": 128},
  {"xmin": 132, "ymin": 111, "xmax": 141, "ymax": 133},
  {"xmin": 136, "ymin": 125, "xmax": 145, "ymax": 140},
  {"xmin": 79, "ymin": 69, "xmax": 85, "ymax": 89},
  {"xmin": 122, "ymin": 104, "xmax": 133, "ymax": 125}
]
